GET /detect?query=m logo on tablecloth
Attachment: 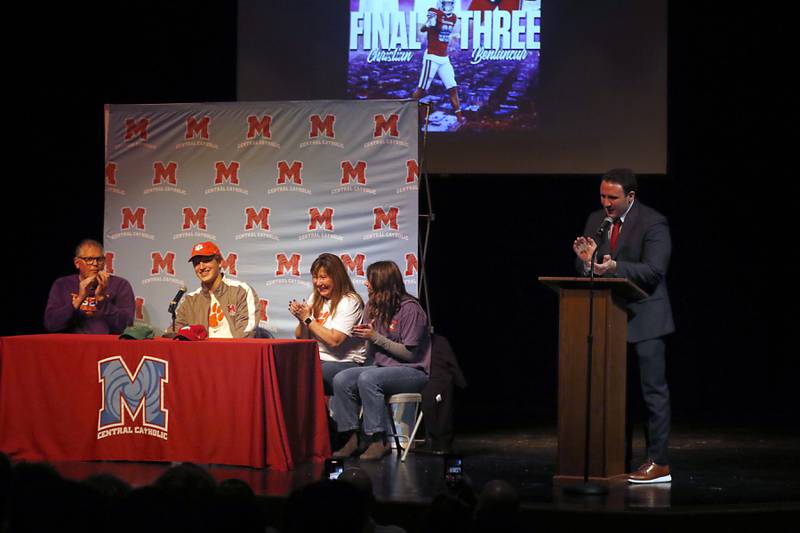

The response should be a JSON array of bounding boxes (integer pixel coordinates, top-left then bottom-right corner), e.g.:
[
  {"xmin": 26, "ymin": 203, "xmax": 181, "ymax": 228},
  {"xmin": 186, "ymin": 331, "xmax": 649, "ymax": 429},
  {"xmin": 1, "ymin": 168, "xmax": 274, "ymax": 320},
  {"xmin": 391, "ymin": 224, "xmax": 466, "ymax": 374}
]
[{"xmin": 97, "ymin": 356, "xmax": 169, "ymax": 440}]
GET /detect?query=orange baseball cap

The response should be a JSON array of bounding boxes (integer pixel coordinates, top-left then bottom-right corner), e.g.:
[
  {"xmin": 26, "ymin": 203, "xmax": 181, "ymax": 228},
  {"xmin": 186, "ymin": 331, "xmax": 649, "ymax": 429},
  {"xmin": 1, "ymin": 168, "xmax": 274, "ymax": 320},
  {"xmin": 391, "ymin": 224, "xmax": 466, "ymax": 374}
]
[{"xmin": 189, "ymin": 241, "xmax": 221, "ymax": 261}]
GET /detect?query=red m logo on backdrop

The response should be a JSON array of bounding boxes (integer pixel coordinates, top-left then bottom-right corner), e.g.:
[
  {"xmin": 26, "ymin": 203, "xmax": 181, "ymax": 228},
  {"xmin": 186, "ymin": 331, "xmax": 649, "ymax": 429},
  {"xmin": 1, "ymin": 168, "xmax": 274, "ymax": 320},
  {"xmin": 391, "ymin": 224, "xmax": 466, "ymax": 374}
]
[
  {"xmin": 276, "ymin": 253, "xmax": 301, "ymax": 276},
  {"xmin": 373, "ymin": 207, "xmax": 399, "ymax": 230},
  {"xmin": 247, "ymin": 115, "xmax": 272, "ymax": 139},
  {"xmin": 125, "ymin": 118, "xmax": 149, "ymax": 141},
  {"xmin": 185, "ymin": 116, "xmax": 210, "ymax": 140},
  {"xmin": 309, "ymin": 114, "xmax": 335, "ymax": 138},
  {"xmin": 244, "ymin": 207, "xmax": 270, "ymax": 231},
  {"xmin": 341, "ymin": 254, "xmax": 366, "ymax": 276},
  {"xmin": 121, "ymin": 208, "xmax": 146, "ymax": 230},
  {"xmin": 151, "ymin": 252, "xmax": 176, "ymax": 275},
  {"xmin": 341, "ymin": 161, "xmax": 367, "ymax": 184},
  {"xmin": 104, "ymin": 252, "xmax": 115, "ymax": 274},
  {"xmin": 153, "ymin": 162, "xmax": 177, "ymax": 185},
  {"xmin": 221, "ymin": 253, "xmax": 238, "ymax": 276},
  {"xmin": 374, "ymin": 114, "xmax": 400, "ymax": 137},
  {"xmin": 215, "ymin": 161, "xmax": 240, "ymax": 185},
  {"xmin": 259, "ymin": 299, "xmax": 269, "ymax": 322},
  {"xmin": 405, "ymin": 253, "xmax": 418, "ymax": 276},
  {"xmin": 308, "ymin": 208, "xmax": 334, "ymax": 231},
  {"xmin": 105, "ymin": 163, "xmax": 117, "ymax": 186},
  {"xmin": 277, "ymin": 161, "xmax": 303, "ymax": 184},
  {"xmin": 405, "ymin": 160, "xmax": 419, "ymax": 183},
  {"xmin": 182, "ymin": 207, "xmax": 207, "ymax": 230},
  {"xmin": 135, "ymin": 297, "xmax": 145, "ymax": 321}
]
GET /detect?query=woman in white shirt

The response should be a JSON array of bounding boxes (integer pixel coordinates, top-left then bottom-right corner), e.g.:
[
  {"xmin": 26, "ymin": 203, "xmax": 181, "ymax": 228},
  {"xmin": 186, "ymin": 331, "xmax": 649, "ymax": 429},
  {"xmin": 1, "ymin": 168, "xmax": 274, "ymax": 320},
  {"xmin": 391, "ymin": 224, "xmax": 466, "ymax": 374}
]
[{"xmin": 290, "ymin": 253, "xmax": 367, "ymax": 394}]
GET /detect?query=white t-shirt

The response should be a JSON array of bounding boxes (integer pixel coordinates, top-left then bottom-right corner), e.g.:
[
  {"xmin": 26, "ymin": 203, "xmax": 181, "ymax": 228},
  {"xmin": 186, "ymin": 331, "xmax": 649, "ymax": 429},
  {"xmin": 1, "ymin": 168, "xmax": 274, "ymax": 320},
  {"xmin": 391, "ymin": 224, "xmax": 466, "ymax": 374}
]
[{"xmin": 308, "ymin": 293, "xmax": 367, "ymax": 364}]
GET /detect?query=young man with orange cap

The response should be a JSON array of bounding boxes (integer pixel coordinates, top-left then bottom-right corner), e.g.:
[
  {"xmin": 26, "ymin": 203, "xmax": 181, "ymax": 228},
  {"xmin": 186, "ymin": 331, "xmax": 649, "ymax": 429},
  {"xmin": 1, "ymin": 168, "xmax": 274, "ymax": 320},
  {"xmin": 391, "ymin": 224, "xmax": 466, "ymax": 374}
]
[{"xmin": 174, "ymin": 241, "xmax": 260, "ymax": 338}]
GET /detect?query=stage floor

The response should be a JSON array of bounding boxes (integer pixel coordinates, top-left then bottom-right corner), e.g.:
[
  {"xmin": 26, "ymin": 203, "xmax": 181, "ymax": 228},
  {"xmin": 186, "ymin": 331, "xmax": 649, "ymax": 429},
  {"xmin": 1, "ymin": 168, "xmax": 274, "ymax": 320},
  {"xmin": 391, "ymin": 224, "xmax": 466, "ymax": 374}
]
[{"xmin": 38, "ymin": 423, "xmax": 800, "ymax": 526}]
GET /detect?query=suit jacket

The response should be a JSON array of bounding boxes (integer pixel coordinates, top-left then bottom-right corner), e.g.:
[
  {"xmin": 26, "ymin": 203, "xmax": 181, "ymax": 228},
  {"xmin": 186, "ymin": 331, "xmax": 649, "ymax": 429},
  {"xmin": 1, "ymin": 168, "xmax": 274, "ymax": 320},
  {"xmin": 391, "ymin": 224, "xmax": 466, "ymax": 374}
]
[{"xmin": 579, "ymin": 201, "xmax": 675, "ymax": 343}]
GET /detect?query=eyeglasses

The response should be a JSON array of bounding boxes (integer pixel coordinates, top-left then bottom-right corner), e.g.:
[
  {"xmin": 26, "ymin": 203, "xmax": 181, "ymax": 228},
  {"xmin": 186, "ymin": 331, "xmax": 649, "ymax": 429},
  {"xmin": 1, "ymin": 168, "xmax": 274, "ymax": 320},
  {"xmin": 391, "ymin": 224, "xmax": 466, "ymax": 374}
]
[{"xmin": 78, "ymin": 256, "xmax": 106, "ymax": 265}]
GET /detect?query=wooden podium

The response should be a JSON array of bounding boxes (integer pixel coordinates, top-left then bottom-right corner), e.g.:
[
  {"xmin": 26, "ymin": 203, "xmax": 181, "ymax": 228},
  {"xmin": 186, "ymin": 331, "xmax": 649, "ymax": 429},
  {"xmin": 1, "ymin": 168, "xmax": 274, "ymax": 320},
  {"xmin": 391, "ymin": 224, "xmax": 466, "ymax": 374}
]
[{"xmin": 539, "ymin": 276, "xmax": 648, "ymax": 482}]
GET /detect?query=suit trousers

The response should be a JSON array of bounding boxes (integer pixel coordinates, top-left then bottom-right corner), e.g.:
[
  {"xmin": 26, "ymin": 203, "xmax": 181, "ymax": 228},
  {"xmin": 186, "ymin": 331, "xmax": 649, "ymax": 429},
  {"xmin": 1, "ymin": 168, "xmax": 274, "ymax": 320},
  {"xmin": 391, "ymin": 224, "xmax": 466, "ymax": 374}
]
[{"xmin": 633, "ymin": 337, "xmax": 671, "ymax": 465}]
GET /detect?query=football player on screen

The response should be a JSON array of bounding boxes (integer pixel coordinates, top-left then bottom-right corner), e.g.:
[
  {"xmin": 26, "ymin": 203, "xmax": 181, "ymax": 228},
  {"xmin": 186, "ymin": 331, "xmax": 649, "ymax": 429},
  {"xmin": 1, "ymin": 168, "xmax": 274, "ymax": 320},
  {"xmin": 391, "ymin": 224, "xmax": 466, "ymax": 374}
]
[{"xmin": 412, "ymin": 0, "xmax": 466, "ymax": 125}]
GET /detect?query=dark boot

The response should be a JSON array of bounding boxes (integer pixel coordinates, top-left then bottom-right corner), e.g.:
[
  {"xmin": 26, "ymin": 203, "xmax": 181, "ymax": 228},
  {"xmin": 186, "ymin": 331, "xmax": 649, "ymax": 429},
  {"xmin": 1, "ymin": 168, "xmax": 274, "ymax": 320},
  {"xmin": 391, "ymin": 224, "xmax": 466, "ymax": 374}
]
[
  {"xmin": 332, "ymin": 432, "xmax": 359, "ymax": 458},
  {"xmin": 358, "ymin": 432, "xmax": 391, "ymax": 461}
]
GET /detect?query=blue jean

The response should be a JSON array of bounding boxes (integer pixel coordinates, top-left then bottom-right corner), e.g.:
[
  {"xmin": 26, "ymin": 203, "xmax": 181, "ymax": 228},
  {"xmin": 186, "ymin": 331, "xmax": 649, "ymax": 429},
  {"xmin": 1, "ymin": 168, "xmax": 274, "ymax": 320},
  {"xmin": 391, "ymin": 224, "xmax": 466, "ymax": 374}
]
[
  {"xmin": 331, "ymin": 365, "xmax": 428, "ymax": 436},
  {"xmin": 320, "ymin": 361, "xmax": 361, "ymax": 396}
]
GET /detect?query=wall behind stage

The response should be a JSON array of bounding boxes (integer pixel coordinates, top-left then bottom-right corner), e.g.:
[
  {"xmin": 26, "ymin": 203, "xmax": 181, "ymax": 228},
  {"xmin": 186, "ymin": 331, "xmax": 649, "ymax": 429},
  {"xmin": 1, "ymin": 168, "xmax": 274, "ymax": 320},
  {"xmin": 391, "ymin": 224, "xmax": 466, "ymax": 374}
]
[
  {"xmin": 4, "ymin": 2, "xmax": 789, "ymax": 427},
  {"xmin": 104, "ymin": 100, "xmax": 419, "ymax": 336}
]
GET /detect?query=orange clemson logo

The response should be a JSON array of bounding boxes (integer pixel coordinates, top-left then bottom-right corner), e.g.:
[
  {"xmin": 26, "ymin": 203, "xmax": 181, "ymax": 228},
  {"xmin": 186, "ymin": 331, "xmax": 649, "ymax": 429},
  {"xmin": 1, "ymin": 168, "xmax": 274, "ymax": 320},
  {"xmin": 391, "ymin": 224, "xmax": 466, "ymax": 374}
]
[
  {"xmin": 209, "ymin": 302, "xmax": 225, "ymax": 328},
  {"xmin": 315, "ymin": 311, "xmax": 330, "ymax": 325}
]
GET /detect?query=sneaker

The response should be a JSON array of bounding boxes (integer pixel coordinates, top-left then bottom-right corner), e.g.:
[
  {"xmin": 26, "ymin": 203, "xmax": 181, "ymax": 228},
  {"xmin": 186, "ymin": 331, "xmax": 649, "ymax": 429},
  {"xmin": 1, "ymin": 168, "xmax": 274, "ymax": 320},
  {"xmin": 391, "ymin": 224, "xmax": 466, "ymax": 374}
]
[{"xmin": 627, "ymin": 460, "xmax": 672, "ymax": 484}]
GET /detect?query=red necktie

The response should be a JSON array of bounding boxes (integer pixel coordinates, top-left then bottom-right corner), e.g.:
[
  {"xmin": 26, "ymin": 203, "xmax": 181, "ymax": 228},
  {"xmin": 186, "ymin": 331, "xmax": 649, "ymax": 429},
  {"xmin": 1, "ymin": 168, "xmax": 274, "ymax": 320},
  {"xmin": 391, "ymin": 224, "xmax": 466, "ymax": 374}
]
[{"xmin": 610, "ymin": 219, "xmax": 622, "ymax": 254}]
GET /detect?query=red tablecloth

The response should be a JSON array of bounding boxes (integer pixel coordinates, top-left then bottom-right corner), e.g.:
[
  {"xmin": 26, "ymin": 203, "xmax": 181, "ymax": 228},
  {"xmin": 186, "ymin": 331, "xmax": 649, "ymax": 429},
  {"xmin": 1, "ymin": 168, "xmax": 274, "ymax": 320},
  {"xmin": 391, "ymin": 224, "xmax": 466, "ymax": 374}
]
[{"xmin": 0, "ymin": 334, "xmax": 330, "ymax": 470}]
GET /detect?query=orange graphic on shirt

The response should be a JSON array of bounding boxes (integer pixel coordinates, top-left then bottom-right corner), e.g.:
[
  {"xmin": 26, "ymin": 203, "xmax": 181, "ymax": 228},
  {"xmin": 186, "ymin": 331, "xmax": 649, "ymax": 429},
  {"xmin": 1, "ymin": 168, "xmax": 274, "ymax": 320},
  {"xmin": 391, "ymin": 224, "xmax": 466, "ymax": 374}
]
[
  {"xmin": 79, "ymin": 296, "xmax": 97, "ymax": 316},
  {"xmin": 315, "ymin": 311, "xmax": 330, "ymax": 325},
  {"xmin": 209, "ymin": 302, "xmax": 225, "ymax": 328}
]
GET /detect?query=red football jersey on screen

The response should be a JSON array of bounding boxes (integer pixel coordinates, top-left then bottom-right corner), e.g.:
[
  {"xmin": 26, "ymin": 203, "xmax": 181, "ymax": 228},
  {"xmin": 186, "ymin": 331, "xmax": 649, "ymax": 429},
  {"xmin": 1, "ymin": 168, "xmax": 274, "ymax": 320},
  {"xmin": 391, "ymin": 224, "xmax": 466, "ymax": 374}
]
[{"xmin": 426, "ymin": 8, "xmax": 457, "ymax": 57}]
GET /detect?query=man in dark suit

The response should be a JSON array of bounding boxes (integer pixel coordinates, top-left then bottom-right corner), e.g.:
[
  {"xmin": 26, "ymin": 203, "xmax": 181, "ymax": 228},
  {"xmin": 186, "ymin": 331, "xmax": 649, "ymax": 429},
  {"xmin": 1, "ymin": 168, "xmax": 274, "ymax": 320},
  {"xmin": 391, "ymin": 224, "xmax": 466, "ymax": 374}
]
[{"xmin": 572, "ymin": 168, "xmax": 675, "ymax": 484}]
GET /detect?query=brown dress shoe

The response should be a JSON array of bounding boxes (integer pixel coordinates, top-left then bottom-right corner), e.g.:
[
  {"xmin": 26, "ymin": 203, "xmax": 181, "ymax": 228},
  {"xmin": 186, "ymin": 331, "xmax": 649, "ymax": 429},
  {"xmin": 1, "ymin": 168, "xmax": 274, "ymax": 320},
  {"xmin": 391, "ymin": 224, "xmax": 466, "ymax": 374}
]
[
  {"xmin": 358, "ymin": 440, "xmax": 391, "ymax": 461},
  {"xmin": 628, "ymin": 460, "xmax": 672, "ymax": 484},
  {"xmin": 332, "ymin": 433, "xmax": 359, "ymax": 458}
]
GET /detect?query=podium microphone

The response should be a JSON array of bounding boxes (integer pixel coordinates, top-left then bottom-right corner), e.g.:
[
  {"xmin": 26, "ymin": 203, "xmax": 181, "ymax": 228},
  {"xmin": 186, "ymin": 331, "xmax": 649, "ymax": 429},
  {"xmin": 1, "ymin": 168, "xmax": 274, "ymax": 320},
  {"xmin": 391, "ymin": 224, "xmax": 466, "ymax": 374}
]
[
  {"xmin": 594, "ymin": 216, "xmax": 614, "ymax": 241},
  {"xmin": 168, "ymin": 286, "xmax": 187, "ymax": 315},
  {"xmin": 167, "ymin": 286, "xmax": 187, "ymax": 337}
]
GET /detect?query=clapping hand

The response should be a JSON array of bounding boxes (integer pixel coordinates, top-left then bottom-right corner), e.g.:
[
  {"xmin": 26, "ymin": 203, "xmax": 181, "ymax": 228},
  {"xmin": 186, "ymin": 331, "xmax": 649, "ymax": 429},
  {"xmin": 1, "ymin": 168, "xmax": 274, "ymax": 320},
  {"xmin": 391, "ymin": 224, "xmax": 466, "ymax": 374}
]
[
  {"xmin": 352, "ymin": 321, "xmax": 376, "ymax": 341},
  {"xmin": 288, "ymin": 299, "xmax": 311, "ymax": 322},
  {"xmin": 95, "ymin": 271, "xmax": 110, "ymax": 302},
  {"xmin": 592, "ymin": 255, "xmax": 617, "ymax": 276},
  {"xmin": 573, "ymin": 236, "xmax": 597, "ymax": 265}
]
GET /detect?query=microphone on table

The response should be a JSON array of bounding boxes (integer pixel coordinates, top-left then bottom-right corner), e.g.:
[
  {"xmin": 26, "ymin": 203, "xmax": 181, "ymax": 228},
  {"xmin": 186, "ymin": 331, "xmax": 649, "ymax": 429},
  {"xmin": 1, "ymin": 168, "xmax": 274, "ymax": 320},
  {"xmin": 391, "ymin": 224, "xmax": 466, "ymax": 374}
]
[
  {"xmin": 168, "ymin": 286, "xmax": 187, "ymax": 315},
  {"xmin": 165, "ymin": 286, "xmax": 187, "ymax": 338}
]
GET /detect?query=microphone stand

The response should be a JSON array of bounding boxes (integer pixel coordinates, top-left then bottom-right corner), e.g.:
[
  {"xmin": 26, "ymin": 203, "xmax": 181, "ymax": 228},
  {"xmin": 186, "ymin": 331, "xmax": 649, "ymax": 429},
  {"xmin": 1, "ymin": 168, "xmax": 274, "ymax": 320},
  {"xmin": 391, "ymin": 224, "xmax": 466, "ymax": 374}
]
[
  {"xmin": 167, "ymin": 294, "xmax": 182, "ymax": 337},
  {"xmin": 565, "ymin": 244, "xmax": 609, "ymax": 496},
  {"xmin": 168, "ymin": 304, "xmax": 178, "ymax": 337}
]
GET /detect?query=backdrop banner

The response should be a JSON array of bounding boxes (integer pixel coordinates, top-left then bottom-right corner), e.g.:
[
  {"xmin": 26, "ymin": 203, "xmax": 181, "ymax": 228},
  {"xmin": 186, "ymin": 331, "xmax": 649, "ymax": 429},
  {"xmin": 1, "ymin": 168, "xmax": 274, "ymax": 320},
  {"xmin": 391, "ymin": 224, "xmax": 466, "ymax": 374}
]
[{"xmin": 104, "ymin": 99, "xmax": 419, "ymax": 336}]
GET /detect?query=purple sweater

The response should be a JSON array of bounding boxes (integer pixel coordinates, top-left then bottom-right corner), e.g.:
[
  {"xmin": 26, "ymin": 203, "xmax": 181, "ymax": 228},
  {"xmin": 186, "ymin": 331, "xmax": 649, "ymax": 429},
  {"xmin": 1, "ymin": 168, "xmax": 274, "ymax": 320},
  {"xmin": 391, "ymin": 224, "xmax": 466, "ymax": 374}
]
[
  {"xmin": 44, "ymin": 274, "xmax": 135, "ymax": 334},
  {"xmin": 368, "ymin": 297, "xmax": 432, "ymax": 375}
]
